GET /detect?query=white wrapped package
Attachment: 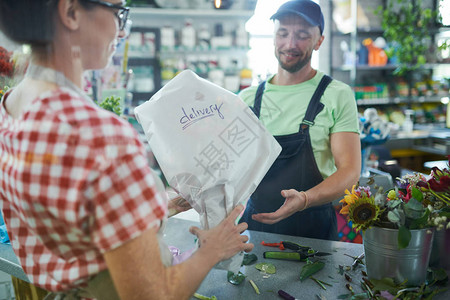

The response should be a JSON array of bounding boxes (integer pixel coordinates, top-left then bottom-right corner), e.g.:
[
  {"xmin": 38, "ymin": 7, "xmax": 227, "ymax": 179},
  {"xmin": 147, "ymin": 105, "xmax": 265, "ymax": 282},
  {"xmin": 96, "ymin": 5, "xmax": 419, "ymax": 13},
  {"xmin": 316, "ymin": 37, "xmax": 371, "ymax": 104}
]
[{"xmin": 134, "ymin": 70, "xmax": 281, "ymax": 272}]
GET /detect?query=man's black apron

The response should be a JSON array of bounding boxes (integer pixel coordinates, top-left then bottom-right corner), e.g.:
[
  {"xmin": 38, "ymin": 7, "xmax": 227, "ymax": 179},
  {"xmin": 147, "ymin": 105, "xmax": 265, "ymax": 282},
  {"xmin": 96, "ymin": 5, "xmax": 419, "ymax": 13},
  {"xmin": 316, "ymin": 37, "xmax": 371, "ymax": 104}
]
[{"xmin": 240, "ymin": 75, "xmax": 338, "ymax": 241}]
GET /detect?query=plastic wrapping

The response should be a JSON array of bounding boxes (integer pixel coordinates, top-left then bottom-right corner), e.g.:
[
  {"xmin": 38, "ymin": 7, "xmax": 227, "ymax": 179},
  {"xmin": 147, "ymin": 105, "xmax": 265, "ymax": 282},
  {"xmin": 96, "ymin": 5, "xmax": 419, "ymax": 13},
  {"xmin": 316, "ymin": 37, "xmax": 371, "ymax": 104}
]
[{"xmin": 135, "ymin": 70, "xmax": 281, "ymax": 272}]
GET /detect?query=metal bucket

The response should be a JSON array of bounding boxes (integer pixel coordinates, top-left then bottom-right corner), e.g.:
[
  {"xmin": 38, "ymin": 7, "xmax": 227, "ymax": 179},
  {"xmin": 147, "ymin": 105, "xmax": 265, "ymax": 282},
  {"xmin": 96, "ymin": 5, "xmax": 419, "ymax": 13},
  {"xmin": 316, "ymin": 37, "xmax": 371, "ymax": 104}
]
[
  {"xmin": 363, "ymin": 226, "xmax": 434, "ymax": 286},
  {"xmin": 429, "ymin": 228, "xmax": 450, "ymax": 270}
]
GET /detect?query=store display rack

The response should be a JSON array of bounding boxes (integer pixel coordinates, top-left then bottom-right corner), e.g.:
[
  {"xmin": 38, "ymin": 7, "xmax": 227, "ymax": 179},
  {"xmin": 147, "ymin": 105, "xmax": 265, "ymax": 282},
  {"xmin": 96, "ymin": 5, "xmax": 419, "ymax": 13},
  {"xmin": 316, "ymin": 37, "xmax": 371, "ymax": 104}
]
[
  {"xmin": 328, "ymin": 0, "xmax": 449, "ymax": 126},
  {"xmin": 126, "ymin": 7, "xmax": 254, "ymax": 105}
]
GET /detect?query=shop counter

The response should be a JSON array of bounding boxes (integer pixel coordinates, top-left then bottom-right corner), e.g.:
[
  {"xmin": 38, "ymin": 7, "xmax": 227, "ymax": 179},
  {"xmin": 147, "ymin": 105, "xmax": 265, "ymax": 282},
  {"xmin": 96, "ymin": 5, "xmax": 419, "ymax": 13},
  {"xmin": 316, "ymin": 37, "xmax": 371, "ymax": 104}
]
[
  {"xmin": 163, "ymin": 217, "xmax": 450, "ymax": 300},
  {"xmin": 387, "ymin": 128, "xmax": 450, "ymax": 156},
  {"xmin": 1, "ymin": 217, "xmax": 449, "ymax": 299}
]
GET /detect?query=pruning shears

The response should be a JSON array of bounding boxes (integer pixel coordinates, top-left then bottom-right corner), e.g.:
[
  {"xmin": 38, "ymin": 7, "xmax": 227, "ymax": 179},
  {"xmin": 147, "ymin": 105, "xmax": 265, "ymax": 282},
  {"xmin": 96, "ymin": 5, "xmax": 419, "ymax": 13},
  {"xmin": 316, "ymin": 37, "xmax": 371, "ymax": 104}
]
[{"xmin": 262, "ymin": 241, "xmax": 332, "ymax": 261}]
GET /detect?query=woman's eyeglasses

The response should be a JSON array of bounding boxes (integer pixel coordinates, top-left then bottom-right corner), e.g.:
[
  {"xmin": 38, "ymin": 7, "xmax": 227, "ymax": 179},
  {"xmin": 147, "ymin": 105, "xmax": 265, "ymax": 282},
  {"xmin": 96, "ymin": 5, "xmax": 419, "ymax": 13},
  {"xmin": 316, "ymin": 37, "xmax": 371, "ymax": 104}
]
[{"xmin": 84, "ymin": 0, "xmax": 130, "ymax": 31}]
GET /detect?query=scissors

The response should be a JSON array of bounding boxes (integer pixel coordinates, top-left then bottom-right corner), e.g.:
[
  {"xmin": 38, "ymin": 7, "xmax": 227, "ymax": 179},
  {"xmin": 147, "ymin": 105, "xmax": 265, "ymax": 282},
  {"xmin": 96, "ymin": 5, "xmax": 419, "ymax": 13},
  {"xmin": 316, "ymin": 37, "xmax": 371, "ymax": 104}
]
[{"xmin": 262, "ymin": 241, "xmax": 332, "ymax": 261}]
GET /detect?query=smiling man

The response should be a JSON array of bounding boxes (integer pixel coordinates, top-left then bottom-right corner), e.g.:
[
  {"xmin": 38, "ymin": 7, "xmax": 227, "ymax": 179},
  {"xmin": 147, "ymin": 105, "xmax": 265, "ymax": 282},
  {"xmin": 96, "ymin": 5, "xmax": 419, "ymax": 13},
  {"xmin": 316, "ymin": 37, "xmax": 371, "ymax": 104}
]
[{"xmin": 239, "ymin": 0, "xmax": 361, "ymax": 240}]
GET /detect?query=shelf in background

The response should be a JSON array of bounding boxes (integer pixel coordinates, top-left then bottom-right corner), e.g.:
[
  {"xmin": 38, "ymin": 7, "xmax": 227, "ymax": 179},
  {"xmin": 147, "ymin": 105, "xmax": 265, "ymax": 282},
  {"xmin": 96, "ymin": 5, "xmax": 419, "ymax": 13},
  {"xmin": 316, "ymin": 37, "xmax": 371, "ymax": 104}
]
[
  {"xmin": 356, "ymin": 94, "xmax": 449, "ymax": 106},
  {"xmin": 130, "ymin": 7, "xmax": 254, "ymax": 20},
  {"xmin": 334, "ymin": 64, "xmax": 398, "ymax": 72},
  {"xmin": 331, "ymin": 28, "xmax": 384, "ymax": 36},
  {"xmin": 159, "ymin": 47, "xmax": 249, "ymax": 56},
  {"xmin": 334, "ymin": 63, "xmax": 450, "ymax": 72},
  {"xmin": 128, "ymin": 57, "xmax": 158, "ymax": 65}
]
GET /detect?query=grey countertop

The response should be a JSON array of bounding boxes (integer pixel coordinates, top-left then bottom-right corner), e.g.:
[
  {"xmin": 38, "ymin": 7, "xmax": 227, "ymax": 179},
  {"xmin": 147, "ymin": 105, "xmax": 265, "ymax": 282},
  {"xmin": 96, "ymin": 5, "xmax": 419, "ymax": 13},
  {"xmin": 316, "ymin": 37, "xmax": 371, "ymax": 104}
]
[
  {"xmin": 1, "ymin": 216, "xmax": 449, "ymax": 299},
  {"xmin": 163, "ymin": 217, "xmax": 450, "ymax": 300},
  {"xmin": 164, "ymin": 218, "xmax": 365, "ymax": 300}
]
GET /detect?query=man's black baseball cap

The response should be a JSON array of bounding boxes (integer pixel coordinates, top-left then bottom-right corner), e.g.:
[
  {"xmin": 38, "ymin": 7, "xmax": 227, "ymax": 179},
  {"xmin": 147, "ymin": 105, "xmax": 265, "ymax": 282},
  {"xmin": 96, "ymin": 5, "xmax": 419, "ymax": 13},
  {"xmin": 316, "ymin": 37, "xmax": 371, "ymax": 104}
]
[{"xmin": 270, "ymin": 0, "xmax": 324, "ymax": 35}]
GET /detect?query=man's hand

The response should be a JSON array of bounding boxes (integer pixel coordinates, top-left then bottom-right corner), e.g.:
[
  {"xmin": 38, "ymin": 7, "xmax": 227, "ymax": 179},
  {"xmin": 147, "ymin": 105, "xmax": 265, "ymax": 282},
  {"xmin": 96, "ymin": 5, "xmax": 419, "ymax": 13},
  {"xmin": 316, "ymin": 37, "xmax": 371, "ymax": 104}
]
[{"xmin": 251, "ymin": 189, "xmax": 307, "ymax": 224}]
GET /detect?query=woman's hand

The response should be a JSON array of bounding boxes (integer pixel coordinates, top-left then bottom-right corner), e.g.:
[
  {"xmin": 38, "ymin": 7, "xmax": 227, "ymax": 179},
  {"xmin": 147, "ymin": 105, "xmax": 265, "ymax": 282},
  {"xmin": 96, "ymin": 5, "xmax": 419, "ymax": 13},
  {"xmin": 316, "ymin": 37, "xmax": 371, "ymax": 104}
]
[
  {"xmin": 189, "ymin": 205, "xmax": 254, "ymax": 262},
  {"xmin": 167, "ymin": 196, "xmax": 192, "ymax": 217},
  {"xmin": 251, "ymin": 189, "xmax": 307, "ymax": 224}
]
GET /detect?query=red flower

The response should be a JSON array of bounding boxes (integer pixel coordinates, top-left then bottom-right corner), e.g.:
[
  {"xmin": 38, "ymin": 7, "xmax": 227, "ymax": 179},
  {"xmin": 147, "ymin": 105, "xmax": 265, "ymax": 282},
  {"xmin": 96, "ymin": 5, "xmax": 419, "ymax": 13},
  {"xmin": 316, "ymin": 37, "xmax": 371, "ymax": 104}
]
[
  {"xmin": 428, "ymin": 175, "xmax": 450, "ymax": 193},
  {"xmin": 0, "ymin": 60, "xmax": 13, "ymax": 76},
  {"xmin": 0, "ymin": 46, "xmax": 13, "ymax": 77},
  {"xmin": 417, "ymin": 181, "xmax": 428, "ymax": 189},
  {"xmin": 398, "ymin": 187, "xmax": 412, "ymax": 203}
]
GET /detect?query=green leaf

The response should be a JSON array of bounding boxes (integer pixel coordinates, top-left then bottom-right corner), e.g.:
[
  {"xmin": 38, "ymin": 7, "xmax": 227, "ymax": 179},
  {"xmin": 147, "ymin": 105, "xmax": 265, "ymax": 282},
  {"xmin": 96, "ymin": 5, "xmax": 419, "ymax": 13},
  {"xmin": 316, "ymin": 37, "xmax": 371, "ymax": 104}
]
[
  {"xmin": 227, "ymin": 271, "xmax": 246, "ymax": 285},
  {"xmin": 370, "ymin": 277, "xmax": 402, "ymax": 295},
  {"xmin": 351, "ymin": 293, "xmax": 371, "ymax": 300},
  {"xmin": 439, "ymin": 210, "xmax": 450, "ymax": 218},
  {"xmin": 410, "ymin": 209, "xmax": 430, "ymax": 229},
  {"xmin": 387, "ymin": 208, "xmax": 405, "ymax": 226},
  {"xmin": 98, "ymin": 95, "xmax": 123, "ymax": 116},
  {"xmin": 411, "ymin": 187, "xmax": 423, "ymax": 202},
  {"xmin": 404, "ymin": 197, "xmax": 425, "ymax": 219},
  {"xmin": 433, "ymin": 268, "xmax": 449, "ymax": 283},
  {"xmin": 255, "ymin": 263, "xmax": 276, "ymax": 274},
  {"xmin": 398, "ymin": 225, "xmax": 412, "ymax": 249},
  {"xmin": 299, "ymin": 261, "xmax": 325, "ymax": 281},
  {"xmin": 387, "ymin": 210, "xmax": 401, "ymax": 223},
  {"xmin": 387, "ymin": 199, "xmax": 402, "ymax": 209},
  {"xmin": 242, "ymin": 254, "xmax": 257, "ymax": 266}
]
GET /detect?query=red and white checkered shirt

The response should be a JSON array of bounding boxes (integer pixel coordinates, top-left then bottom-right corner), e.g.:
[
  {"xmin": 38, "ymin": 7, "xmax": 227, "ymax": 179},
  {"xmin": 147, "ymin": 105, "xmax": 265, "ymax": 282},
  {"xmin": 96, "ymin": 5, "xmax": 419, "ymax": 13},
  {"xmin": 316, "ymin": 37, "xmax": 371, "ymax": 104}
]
[{"xmin": 0, "ymin": 88, "xmax": 167, "ymax": 292}]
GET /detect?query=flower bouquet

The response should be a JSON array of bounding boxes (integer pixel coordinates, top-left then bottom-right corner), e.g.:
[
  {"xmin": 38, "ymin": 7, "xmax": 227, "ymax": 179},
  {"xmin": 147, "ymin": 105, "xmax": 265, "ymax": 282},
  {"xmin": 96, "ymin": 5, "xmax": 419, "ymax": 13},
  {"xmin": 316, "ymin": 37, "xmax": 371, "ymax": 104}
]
[
  {"xmin": 0, "ymin": 46, "xmax": 29, "ymax": 98},
  {"xmin": 0, "ymin": 46, "xmax": 14, "ymax": 98},
  {"xmin": 340, "ymin": 156, "xmax": 450, "ymax": 248},
  {"xmin": 340, "ymin": 156, "xmax": 450, "ymax": 285}
]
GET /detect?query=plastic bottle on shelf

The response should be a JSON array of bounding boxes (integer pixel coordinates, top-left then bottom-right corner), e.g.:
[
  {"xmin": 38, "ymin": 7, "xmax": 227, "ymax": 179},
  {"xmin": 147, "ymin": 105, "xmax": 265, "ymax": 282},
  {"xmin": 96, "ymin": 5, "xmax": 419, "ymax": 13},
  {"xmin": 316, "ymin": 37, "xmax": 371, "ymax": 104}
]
[
  {"xmin": 198, "ymin": 24, "xmax": 211, "ymax": 49},
  {"xmin": 181, "ymin": 20, "xmax": 196, "ymax": 50},
  {"xmin": 239, "ymin": 68, "xmax": 253, "ymax": 91},
  {"xmin": 208, "ymin": 60, "xmax": 224, "ymax": 87},
  {"xmin": 403, "ymin": 109, "xmax": 414, "ymax": 134},
  {"xmin": 123, "ymin": 92, "xmax": 133, "ymax": 116},
  {"xmin": 161, "ymin": 26, "xmax": 176, "ymax": 50},
  {"xmin": 234, "ymin": 23, "xmax": 248, "ymax": 48}
]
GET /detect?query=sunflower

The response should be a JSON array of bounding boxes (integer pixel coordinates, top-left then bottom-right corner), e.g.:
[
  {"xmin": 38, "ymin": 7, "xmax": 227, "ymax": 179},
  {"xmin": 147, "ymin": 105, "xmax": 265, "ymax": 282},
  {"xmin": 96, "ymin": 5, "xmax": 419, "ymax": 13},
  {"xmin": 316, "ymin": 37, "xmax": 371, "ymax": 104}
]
[
  {"xmin": 339, "ymin": 185, "xmax": 359, "ymax": 215},
  {"xmin": 347, "ymin": 196, "xmax": 381, "ymax": 232}
]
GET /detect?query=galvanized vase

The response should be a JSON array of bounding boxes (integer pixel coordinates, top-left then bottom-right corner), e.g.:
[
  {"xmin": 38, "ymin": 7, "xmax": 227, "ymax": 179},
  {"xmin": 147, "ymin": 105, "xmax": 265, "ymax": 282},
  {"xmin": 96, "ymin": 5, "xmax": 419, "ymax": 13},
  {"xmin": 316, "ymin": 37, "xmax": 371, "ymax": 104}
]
[
  {"xmin": 363, "ymin": 226, "xmax": 434, "ymax": 286},
  {"xmin": 429, "ymin": 228, "xmax": 450, "ymax": 270}
]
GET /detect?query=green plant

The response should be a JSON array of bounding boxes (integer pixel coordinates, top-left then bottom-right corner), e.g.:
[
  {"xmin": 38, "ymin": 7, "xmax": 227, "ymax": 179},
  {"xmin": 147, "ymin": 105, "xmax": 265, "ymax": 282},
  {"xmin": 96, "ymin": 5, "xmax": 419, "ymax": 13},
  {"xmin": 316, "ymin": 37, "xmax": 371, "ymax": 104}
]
[
  {"xmin": 340, "ymin": 156, "xmax": 450, "ymax": 249},
  {"xmin": 375, "ymin": 0, "xmax": 443, "ymax": 75},
  {"xmin": 0, "ymin": 86, "xmax": 10, "ymax": 98},
  {"xmin": 97, "ymin": 95, "xmax": 123, "ymax": 116}
]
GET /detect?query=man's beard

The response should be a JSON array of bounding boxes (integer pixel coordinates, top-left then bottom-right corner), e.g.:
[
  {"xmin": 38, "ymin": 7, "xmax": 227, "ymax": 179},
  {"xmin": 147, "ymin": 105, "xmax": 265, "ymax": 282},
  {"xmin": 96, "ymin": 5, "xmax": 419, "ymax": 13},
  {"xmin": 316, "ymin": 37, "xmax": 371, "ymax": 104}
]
[{"xmin": 277, "ymin": 50, "xmax": 312, "ymax": 73}]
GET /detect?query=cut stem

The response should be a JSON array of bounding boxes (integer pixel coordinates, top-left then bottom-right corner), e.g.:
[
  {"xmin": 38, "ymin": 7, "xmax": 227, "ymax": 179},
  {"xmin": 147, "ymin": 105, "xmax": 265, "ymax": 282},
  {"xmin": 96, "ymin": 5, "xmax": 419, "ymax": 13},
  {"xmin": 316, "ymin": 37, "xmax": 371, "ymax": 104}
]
[
  {"xmin": 310, "ymin": 277, "xmax": 330, "ymax": 290},
  {"xmin": 249, "ymin": 279, "xmax": 260, "ymax": 295}
]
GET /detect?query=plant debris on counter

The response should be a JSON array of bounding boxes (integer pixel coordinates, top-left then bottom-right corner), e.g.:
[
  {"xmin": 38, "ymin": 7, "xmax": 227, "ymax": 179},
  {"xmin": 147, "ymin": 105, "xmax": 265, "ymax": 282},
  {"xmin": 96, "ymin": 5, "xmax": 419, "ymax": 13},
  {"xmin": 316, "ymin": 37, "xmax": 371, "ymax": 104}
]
[
  {"xmin": 249, "ymin": 279, "xmax": 260, "ymax": 295},
  {"xmin": 227, "ymin": 271, "xmax": 246, "ymax": 285},
  {"xmin": 242, "ymin": 253, "xmax": 258, "ymax": 266},
  {"xmin": 193, "ymin": 292, "xmax": 217, "ymax": 300},
  {"xmin": 336, "ymin": 267, "xmax": 449, "ymax": 299},
  {"xmin": 299, "ymin": 260, "xmax": 325, "ymax": 281},
  {"xmin": 311, "ymin": 276, "xmax": 332, "ymax": 290},
  {"xmin": 278, "ymin": 289, "xmax": 295, "ymax": 300},
  {"xmin": 255, "ymin": 262, "xmax": 276, "ymax": 274}
]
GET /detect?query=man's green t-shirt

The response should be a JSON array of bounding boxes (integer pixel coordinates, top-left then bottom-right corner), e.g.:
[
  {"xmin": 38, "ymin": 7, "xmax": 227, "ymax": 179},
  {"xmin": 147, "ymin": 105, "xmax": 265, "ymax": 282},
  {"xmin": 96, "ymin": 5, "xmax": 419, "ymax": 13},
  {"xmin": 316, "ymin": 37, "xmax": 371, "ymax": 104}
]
[{"xmin": 239, "ymin": 70, "xmax": 359, "ymax": 179}]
